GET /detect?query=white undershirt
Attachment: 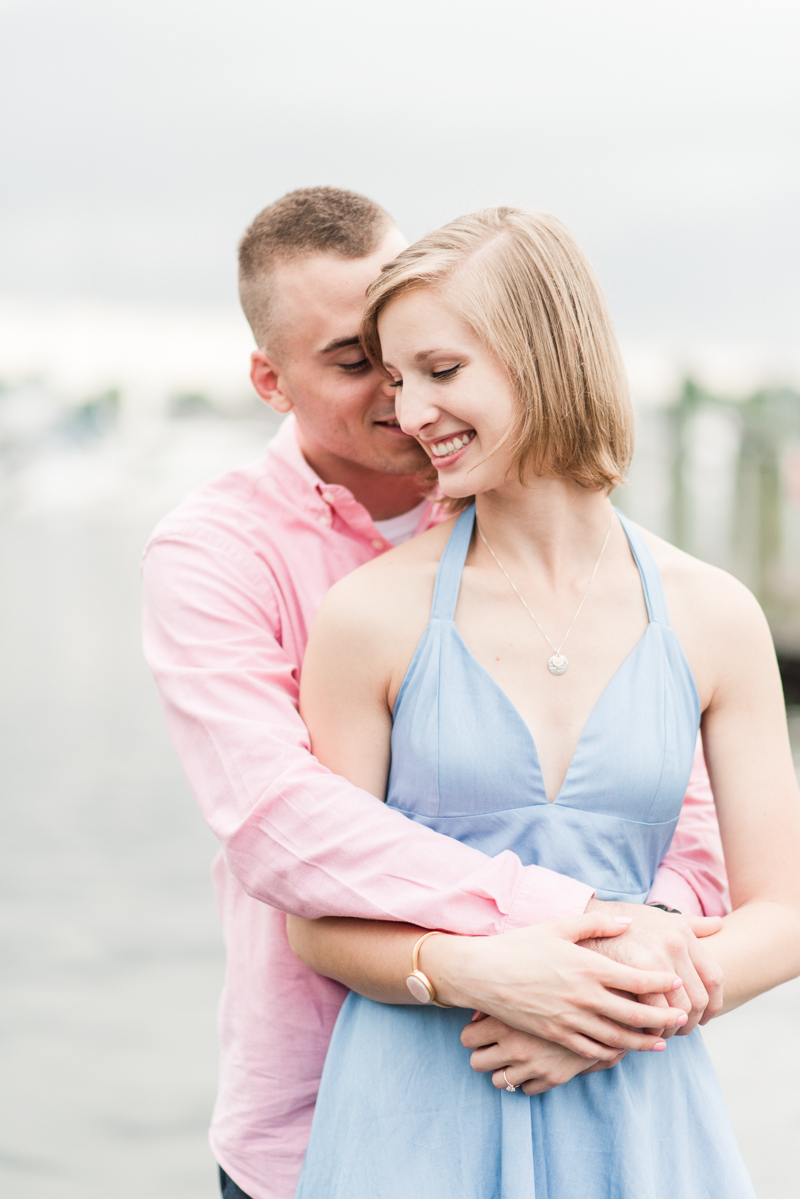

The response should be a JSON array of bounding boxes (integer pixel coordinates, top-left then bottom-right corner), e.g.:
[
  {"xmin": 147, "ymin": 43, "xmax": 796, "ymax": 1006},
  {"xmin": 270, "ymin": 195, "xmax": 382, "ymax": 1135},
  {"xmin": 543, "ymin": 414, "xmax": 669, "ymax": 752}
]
[{"xmin": 372, "ymin": 499, "xmax": 429, "ymax": 547}]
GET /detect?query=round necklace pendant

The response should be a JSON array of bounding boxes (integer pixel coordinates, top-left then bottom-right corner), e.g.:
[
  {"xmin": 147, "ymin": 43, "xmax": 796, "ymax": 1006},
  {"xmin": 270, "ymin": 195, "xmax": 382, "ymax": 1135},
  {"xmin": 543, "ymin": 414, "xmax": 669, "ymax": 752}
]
[{"xmin": 548, "ymin": 654, "xmax": 569, "ymax": 676}]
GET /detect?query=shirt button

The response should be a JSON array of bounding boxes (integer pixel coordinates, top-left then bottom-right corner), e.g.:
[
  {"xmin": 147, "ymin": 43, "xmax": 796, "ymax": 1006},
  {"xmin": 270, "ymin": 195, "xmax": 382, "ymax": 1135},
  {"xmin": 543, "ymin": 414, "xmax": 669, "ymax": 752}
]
[
  {"xmin": 371, "ymin": 538, "xmax": 384, "ymax": 550},
  {"xmin": 318, "ymin": 514, "xmax": 330, "ymax": 526},
  {"xmin": 322, "ymin": 492, "xmax": 335, "ymax": 504}
]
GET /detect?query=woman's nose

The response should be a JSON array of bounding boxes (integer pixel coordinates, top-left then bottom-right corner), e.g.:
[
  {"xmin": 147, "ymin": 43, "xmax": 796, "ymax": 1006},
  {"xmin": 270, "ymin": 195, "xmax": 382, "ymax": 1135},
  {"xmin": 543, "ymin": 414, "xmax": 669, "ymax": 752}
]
[{"xmin": 396, "ymin": 384, "xmax": 438, "ymax": 439}]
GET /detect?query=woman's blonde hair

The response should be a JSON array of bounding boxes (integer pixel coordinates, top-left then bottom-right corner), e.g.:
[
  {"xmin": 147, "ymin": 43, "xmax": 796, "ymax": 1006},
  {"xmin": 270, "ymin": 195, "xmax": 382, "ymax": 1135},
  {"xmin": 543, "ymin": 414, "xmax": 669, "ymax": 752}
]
[{"xmin": 361, "ymin": 207, "xmax": 634, "ymax": 498}]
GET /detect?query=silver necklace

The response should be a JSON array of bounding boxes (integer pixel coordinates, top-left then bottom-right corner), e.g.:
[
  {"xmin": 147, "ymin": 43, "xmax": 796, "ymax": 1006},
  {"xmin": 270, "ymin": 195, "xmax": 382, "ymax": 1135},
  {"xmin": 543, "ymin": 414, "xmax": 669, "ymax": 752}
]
[{"xmin": 477, "ymin": 512, "xmax": 615, "ymax": 676}]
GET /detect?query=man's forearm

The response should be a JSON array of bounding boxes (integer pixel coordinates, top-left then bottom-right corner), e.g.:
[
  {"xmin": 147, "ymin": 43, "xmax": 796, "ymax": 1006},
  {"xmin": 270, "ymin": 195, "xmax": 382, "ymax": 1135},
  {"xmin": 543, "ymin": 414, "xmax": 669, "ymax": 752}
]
[
  {"xmin": 143, "ymin": 530, "xmax": 729, "ymax": 947},
  {"xmin": 143, "ymin": 536, "xmax": 595, "ymax": 937}
]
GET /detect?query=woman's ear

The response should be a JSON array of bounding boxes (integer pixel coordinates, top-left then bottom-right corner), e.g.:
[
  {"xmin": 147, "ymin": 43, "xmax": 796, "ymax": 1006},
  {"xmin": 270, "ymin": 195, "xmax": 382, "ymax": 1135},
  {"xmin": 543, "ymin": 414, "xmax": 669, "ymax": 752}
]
[{"xmin": 250, "ymin": 349, "xmax": 294, "ymax": 414}]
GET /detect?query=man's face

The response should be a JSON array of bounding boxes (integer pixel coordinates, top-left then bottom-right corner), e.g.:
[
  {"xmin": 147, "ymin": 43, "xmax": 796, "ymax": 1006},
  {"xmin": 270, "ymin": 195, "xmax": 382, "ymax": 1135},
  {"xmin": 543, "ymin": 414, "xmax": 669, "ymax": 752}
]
[{"xmin": 252, "ymin": 228, "xmax": 429, "ymax": 477}]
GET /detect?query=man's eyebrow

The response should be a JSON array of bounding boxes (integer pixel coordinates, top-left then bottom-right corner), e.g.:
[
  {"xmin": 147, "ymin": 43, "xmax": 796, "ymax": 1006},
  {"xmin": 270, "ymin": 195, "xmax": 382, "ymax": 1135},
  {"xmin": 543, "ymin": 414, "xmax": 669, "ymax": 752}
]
[{"xmin": 320, "ymin": 336, "xmax": 362, "ymax": 354}]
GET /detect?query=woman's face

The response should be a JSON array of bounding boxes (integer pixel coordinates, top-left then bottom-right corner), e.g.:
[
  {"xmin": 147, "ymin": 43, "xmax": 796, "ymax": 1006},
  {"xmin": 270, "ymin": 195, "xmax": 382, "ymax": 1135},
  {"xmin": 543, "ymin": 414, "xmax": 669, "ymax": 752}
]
[{"xmin": 377, "ymin": 288, "xmax": 519, "ymax": 500}]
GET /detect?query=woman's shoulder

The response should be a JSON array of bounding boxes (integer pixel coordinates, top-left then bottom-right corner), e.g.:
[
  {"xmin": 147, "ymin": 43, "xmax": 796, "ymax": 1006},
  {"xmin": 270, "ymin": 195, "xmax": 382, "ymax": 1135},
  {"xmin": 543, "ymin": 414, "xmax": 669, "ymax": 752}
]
[
  {"xmin": 630, "ymin": 521, "xmax": 773, "ymax": 659},
  {"xmin": 633, "ymin": 521, "xmax": 758, "ymax": 607},
  {"xmin": 313, "ymin": 517, "xmax": 459, "ymax": 645}
]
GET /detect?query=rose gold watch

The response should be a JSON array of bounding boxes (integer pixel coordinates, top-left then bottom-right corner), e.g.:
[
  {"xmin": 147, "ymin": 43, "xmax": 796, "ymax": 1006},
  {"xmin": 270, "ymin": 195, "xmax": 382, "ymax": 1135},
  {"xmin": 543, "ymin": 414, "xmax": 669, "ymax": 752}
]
[{"xmin": 406, "ymin": 930, "xmax": 454, "ymax": 1007}]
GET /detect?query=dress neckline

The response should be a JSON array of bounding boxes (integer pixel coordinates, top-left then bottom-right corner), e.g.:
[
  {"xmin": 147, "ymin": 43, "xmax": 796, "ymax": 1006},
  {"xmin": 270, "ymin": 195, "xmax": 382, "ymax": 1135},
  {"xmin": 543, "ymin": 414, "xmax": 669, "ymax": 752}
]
[
  {"xmin": 450, "ymin": 620, "xmax": 657, "ymax": 803},
  {"xmin": 415, "ymin": 503, "xmax": 693, "ymax": 804}
]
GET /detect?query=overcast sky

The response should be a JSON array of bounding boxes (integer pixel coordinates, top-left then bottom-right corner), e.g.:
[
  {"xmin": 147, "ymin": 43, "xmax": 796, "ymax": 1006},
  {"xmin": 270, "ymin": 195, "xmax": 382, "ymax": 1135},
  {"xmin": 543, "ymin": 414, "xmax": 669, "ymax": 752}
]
[{"xmin": 2, "ymin": 0, "xmax": 798, "ymax": 351}]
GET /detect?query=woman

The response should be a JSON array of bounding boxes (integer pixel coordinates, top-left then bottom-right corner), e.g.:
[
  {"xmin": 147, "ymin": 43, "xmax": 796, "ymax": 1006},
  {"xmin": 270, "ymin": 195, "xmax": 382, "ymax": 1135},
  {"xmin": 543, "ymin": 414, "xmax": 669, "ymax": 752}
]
[{"xmin": 287, "ymin": 208, "xmax": 800, "ymax": 1197}]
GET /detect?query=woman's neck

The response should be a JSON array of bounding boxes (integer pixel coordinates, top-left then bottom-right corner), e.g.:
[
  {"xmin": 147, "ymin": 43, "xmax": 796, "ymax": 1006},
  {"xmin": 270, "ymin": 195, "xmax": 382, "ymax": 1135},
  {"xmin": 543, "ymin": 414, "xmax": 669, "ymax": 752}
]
[{"xmin": 472, "ymin": 475, "xmax": 614, "ymax": 585}]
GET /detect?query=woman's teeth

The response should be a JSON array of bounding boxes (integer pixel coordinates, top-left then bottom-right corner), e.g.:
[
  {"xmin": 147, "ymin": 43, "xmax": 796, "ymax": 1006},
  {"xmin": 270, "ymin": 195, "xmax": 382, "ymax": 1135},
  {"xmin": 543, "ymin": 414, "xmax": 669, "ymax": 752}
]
[{"xmin": 430, "ymin": 432, "xmax": 474, "ymax": 458}]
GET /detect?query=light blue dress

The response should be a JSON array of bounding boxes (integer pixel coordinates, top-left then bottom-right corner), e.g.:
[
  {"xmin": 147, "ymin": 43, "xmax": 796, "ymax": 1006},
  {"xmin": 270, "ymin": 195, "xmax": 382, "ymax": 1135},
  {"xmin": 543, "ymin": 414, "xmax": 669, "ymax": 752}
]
[{"xmin": 294, "ymin": 505, "xmax": 754, "ymax": 1199}]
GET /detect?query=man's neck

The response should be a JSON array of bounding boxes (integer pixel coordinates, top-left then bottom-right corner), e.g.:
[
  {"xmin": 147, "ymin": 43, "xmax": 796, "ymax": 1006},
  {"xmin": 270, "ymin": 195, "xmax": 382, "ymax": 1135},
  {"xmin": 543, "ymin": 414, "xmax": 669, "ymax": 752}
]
[{"xmin": 297, "ymin": 437, "xmax": 428, "ymax": 521}]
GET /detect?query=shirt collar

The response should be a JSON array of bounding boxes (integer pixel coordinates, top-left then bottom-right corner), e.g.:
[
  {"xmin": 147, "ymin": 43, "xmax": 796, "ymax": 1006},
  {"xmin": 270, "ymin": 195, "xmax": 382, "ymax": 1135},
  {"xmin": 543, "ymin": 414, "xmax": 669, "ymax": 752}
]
[{"xmin": 265, "ymin": 414, "xmax": 432, "ymax": 551}]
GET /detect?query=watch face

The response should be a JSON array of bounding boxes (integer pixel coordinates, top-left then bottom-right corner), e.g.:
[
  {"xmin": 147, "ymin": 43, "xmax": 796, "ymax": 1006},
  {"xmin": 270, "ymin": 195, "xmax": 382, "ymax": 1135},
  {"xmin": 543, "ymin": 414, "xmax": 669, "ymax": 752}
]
[{"xmin": 406, "ymin": 973, "xmax": 432, "ymax": 1004}]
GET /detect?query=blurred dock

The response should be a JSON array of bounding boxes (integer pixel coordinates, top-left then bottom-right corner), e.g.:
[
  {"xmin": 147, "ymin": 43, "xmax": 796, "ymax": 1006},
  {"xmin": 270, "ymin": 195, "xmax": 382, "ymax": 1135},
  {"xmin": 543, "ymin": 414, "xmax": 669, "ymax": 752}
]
[{"xmin": 618, "ymin": 379, "xmax": 800, "ymax": 687}]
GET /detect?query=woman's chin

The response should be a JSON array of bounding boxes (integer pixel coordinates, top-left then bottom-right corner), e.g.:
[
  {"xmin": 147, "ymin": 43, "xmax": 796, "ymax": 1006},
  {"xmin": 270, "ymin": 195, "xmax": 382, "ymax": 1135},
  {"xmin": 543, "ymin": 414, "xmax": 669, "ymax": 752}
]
[{"xmin": 438, "ymin": 480, "xmax": 475, "ymax": 501}]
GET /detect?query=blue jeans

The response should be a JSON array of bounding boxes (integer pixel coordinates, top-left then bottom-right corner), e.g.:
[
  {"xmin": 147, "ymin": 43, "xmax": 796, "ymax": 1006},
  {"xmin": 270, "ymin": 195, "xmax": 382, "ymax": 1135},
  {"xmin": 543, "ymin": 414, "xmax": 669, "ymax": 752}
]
[{"xmin": 219, "ymin": 1166, "xmax": 254, "ymax": 1199}]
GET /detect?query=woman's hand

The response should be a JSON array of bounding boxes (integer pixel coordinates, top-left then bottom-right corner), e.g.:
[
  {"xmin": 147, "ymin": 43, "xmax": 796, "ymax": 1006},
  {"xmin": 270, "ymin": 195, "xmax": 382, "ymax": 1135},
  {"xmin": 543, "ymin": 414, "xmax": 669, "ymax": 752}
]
[
  {"xmin": 422, "ymin": 912, "xmax": 690, "ymax": 1060},
  {"xmin": 461, "ymin": 1013, "xmax": 628, "ymax": 1095}
]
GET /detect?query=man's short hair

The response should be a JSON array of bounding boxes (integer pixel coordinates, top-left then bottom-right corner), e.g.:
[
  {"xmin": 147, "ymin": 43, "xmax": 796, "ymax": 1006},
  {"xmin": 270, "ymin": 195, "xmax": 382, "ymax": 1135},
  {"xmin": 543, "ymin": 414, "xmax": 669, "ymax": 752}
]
[{"xmin": 238, "ymin": 187, "xmax": 393, "ymax": 351}]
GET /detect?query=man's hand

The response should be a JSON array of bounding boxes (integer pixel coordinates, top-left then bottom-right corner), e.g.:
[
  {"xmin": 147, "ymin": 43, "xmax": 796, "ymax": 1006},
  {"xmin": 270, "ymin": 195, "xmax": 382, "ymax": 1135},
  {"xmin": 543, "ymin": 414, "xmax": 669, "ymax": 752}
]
[
  {"xmin": 461, "ymin": 1013, "xmax": 627, "ymax": 1095},
  {"xmin": 421, "ymin": 911, "xmax": 689, "ymax": 1060},
  {"xmin": 582, "ymin": 900, "xmax": 724, "ymax": 1034}
]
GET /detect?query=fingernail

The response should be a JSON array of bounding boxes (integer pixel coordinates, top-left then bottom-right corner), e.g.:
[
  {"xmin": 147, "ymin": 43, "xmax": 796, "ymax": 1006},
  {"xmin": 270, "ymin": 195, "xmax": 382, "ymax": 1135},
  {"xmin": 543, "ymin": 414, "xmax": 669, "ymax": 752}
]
[
  {"xmin": 471, "ymin": 1010, "xmax": 482, "ymax": 1022},
  {"xmin": 653, "ymin": 1041, "xmax": 667, "ymax": 1051},
  {"xmin": 676, "ymin": 1013, "xmax": 688, "ymax": 1026},
  {"xmin": 613, "ymin": 917, "xmax": 632, "ymax": 925},
  {"xmin": 671, "ymin": 978, "xmax": 682, "ymax": 990}
]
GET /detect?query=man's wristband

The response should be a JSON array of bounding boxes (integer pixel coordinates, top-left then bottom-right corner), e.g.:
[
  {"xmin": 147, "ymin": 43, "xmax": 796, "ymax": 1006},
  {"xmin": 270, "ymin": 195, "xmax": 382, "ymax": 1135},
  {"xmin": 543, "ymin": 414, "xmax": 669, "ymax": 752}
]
[{"xmin": 647, "ymin": 902, "xmax": 682, "ymax": 915}]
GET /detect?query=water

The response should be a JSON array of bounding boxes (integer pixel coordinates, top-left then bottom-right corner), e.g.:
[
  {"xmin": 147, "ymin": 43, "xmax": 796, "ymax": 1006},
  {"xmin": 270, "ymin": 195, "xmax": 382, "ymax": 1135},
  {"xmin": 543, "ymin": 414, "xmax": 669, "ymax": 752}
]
[
  {"xmin": 0, "ymin": 516, "xmax": 223, "ymax": 1197},
  {"xmin": 1, "ymin": 474, "xmax": 798, "ymax": 1197}
]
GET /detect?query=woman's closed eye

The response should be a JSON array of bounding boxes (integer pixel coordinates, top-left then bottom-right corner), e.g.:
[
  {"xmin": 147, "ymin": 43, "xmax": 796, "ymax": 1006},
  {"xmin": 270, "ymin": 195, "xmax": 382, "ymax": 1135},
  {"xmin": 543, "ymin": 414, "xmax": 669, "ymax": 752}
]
[{"xmin": 386, "ymin": 363, "xmax": 460, "ymax": 388}]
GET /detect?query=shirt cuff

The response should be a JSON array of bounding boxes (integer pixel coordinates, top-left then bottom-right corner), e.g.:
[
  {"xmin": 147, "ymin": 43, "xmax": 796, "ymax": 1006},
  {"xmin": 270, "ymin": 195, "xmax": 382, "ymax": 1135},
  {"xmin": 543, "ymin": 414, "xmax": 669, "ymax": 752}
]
[
  {"xmin": 503, "ymin": 866, "xmax": 595, "ymax": 930},
  {"xmin": 647, "ymin": 866, "xmax": 703, "ymax": 916}
]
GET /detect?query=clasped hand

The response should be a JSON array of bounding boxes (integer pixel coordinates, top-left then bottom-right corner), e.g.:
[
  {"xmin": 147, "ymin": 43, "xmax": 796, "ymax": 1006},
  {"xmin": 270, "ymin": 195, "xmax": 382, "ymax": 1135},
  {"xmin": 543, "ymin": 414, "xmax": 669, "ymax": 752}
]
[{"xmin": 455, "ymin": 903, "xmax": 723, "ymax": 1094}]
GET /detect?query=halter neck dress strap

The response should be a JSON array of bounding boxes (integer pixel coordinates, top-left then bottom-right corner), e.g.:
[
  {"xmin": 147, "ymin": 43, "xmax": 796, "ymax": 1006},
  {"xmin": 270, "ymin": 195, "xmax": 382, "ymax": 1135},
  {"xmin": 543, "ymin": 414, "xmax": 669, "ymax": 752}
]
[
  {"xmin": 614, "ymin": 509, "xmax": 671, "ymax": 626},
  {"xmin": 431, "ymin": 504, "xmax": 670, "ymax": 627},
  {"xmin": 430, "ymin": 504, "xmax": 476, "ymax": 621}
]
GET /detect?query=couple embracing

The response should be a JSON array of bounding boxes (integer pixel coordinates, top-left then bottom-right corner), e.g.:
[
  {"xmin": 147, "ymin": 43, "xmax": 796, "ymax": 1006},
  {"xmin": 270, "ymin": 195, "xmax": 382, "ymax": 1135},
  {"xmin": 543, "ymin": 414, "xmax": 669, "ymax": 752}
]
[{"xmin": 143, "ymin": 187, "xmax": 800, "ymax": 1199}]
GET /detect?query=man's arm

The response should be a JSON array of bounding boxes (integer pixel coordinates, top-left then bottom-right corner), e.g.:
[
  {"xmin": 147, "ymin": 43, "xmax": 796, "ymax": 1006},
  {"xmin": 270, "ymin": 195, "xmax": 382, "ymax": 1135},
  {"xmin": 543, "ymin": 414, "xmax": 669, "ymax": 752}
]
[
  {"xmin": 142, "ymin": 529, "xmax": 723, "ymax": 1029},
  {"xmin": 647, "ymin": 737, "xmax": 730, "ymax": 917},
  {"xmin": 141, "ymin": 531, "xmax": 593, "ymax": 934}
]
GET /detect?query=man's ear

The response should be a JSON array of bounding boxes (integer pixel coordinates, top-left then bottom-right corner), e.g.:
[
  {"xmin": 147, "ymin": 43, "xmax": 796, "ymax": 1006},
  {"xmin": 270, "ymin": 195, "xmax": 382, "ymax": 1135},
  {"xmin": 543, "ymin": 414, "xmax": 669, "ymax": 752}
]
[{"xmin": 250, "ymin": 350, "xmax": 294, "ymax": 414}]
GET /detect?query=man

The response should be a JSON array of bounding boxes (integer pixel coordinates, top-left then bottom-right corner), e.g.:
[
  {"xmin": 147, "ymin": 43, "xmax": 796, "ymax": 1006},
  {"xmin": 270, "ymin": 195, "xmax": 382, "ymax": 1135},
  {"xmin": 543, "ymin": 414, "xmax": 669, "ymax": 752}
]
[{"xmin": 142, "ymin": 188, "xmax": 728, "ymax": 1199}]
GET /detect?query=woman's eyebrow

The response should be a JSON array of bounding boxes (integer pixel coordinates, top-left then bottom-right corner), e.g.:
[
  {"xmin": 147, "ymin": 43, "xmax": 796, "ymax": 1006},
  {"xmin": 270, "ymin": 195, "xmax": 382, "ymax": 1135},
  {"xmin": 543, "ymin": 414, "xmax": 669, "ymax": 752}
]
[{"xmin": 414, "ymin": 348, "xmax": 462, "ymax": 362}]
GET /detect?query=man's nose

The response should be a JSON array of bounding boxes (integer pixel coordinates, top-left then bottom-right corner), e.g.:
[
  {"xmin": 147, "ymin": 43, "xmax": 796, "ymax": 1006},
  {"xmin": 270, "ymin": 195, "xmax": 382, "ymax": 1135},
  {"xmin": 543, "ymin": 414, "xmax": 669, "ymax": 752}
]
[{"xmin": 378, "ymin": 375, "xmax": 397, "ymax": 402}]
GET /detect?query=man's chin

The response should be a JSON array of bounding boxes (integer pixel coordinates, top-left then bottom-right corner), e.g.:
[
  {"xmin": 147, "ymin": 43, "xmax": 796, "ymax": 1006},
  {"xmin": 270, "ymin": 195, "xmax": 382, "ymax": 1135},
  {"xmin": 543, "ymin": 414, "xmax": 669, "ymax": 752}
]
[
  {"xmin": 372, "ymin": 450, "xmax": 433, "ymax": 478},
  {"xmin": 367, "ymin": 430, "xmax": 430, "ymax": 476}
]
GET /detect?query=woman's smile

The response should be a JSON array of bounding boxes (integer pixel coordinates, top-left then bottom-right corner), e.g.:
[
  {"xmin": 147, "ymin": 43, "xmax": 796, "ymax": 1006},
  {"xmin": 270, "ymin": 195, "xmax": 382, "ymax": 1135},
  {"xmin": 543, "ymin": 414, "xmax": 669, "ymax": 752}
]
[{"xmin": 424, "ymin": 428, "xmax": 476, "ymax": 465}]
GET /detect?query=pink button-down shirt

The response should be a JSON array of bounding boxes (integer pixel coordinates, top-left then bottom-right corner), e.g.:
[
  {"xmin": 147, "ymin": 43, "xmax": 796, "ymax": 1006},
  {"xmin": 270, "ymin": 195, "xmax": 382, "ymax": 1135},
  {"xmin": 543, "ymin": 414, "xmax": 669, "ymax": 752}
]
[{"xmin": 142, "ymin": 416, "xmax": 729, "ymax": 1199}]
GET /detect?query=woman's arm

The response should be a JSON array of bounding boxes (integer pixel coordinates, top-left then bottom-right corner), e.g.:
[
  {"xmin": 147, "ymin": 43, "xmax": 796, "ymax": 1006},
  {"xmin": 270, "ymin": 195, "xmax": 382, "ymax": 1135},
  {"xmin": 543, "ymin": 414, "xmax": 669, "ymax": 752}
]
[
  {"xmin": 665, "ymin": 552, "xmax": 800, "ymax": 1015},
  {"xmin": 286, "ymin": 917, "xmax": 422, "ymax": 1005}
]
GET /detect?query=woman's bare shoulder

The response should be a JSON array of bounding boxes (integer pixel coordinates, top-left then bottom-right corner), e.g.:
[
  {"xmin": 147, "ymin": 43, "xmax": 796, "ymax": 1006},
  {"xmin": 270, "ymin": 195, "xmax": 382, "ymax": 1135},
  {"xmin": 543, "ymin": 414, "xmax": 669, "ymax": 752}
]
[
  {"xmin": 313, "ymin": 517, "xmax": 458, "ymax": 644},
  {"xmin": 632, "ymin": 521, "xmax": 773, "ymax": 656},
  {"xmin": 635, "ymin": 522, "xmax": 756, "ymax": 604}
]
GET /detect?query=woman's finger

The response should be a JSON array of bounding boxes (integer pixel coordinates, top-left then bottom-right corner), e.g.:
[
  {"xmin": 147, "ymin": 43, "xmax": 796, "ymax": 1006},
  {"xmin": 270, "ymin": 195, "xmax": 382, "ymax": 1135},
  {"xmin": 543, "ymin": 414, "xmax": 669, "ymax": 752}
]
[
  {"xmin": 681, "ymin": 915, "xmax": 724, "ymax": 938},
  {"xmin": 470, "ymin": 1048, "xmax": 504, "ymax": 1074},
  {"xmin": 460, "ymin": 1015, "xmax": 509, "ymax": 1049},
  {"xmin": 554, "ymin": 1017, "xmax": 673, "ymax": 1057},
  {"xmin": 595, "ymin": 962, "xmax": 684, "ymax": 996},
  {"xmin": 491, "ymin": 1067, "xmax": 525, "ymax": 1090},
  {"xmin": 579, "ymin": 1051, "xmax": 626, "ymax": 1075},
  {"xmin": 684, "ymin": 937, "xmax": 724, "ymax": 1026},
  {"xmin": 598, "ymin": 996, "xmax": 688, "ymax": 1031}
]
